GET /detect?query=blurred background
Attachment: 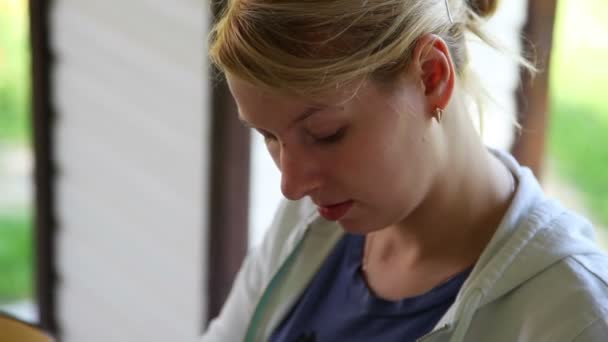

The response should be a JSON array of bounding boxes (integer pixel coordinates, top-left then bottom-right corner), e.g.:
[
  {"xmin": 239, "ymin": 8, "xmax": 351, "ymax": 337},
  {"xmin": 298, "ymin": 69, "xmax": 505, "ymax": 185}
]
[
  {"xmin": 1, "ymin": 0, "xmax": 34, "ymax": 321},
  {"xmin": 0, "ymin": 0, "xmax": 606, "ymax": 341}
]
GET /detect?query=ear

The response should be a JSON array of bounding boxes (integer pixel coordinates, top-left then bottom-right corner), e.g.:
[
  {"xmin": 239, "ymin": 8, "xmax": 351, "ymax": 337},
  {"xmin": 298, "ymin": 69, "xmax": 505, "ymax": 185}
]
[{"xmin": 410, "ymin": 34, "xmax": 455, "ymax": 118}]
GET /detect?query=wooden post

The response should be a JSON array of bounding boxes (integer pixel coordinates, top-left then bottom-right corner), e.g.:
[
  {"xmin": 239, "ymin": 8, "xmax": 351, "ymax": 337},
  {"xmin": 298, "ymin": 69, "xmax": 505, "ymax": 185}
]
[
  {"xmin": 206, "ymin": 0, "xmax": 251, "ymax": 323},
  {"xmin": 511, "ymin": 0, "xmax": 559, "ymax": 178},
  {"xmin": 29, "ymin": 0, "xmax": 58, "ymax": 336}
]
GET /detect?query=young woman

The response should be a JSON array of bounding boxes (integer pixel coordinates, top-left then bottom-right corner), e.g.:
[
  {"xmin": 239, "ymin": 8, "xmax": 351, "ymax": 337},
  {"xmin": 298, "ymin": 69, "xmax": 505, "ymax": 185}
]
[{"xmin": 202, "ymin": 0, "xmax": 608, "ymax": 341}]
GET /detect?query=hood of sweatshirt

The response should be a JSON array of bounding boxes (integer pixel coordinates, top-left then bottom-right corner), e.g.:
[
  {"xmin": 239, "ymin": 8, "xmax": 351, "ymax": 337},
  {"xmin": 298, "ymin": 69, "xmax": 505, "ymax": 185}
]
[{"xmin": 433, "ymin": 150, "xmax": 602, "ymax": 340}]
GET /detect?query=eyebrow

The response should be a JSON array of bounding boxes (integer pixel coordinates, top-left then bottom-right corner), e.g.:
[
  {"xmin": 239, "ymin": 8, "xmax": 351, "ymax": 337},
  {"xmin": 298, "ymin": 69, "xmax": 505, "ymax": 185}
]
[
  {"xmin": 238, "ymin": 106, "xmax": 325, "ymax": 129},
  {"xmin": 289, "ymin": 106, "xmax": 324, "ymax": 127}
]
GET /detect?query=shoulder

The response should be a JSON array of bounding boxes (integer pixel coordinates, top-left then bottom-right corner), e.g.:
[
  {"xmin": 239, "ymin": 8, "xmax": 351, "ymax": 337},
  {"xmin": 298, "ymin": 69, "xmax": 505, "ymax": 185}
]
[
  {"xmin": 550, "ymin": 253, "xmax": 608, "ymax": 312},
  {"xmin": 254, "ymin": 198, "xmax": 319, "ymax": 278},
  {"xmin": 511, "ymin": 249, "xmax": 608, "ymax": 341},
  {"xmin": 467, "ymin": 199, "xmax": 608, "ymax": 341},
  {"xmin": 531, "ymin": 254, "xmax": 608, "ymax": 341},
  {"xmin": 524, "ymin": 204, "xmax": 608, "ymax": 335},
  {"xmin": 268, "ymin": 197, "xmax": 318, "ymax": 240},
  {"xmin": 200, "ymin": 198, "xmax": 318, "ymax": 341},
  {"xmin": 542, "ymin": 253, "xmax": 608, "ymax": 309},
  {"xmin": 572, "ymin": 316, "xmax": 608, "ymax": 342},
  {"xmin": 468, "ymin": 251, "xmax": 608, "ymax": 341}
]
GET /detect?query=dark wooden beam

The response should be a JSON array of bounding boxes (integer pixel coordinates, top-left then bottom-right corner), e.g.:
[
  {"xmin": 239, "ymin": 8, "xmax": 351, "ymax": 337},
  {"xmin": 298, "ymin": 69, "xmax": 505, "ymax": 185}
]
[
  {"xmin": 206, "ymin": 72, "xmax": 251, "ymax": 323},
  {"xmin": 206, "ymin": 1, "xmax": 251, "ymax": 323},
  {"xmin": 511, "ymin": 0, "xmax": 558, "ymax": 178},
  {"xmin": 29, "ymin": 0, "xmax": 58, "ymax": 336}
]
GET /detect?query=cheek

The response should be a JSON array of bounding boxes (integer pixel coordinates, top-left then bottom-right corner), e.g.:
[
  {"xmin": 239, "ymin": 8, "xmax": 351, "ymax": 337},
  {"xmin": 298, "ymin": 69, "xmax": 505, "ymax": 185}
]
[
  {"xmin": 349, "ymin": 114, "xmax": 425, "ymax": 198},
  {"xmin": 322, "ymin": 127, "xmax": 399, "ymax": 193}
]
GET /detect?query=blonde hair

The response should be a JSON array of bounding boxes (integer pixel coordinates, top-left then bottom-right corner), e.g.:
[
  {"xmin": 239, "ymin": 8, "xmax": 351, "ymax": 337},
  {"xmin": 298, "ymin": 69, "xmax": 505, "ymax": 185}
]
[{"xmin": 208, "ymin": 0, "xmax": 534, "ymax": 104}]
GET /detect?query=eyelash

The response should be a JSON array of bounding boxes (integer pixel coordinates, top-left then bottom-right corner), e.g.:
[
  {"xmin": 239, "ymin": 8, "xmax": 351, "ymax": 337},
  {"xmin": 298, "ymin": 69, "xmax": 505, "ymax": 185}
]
[
  {"xmin": 262, "ymin": 133, "xmax": 277, "ymax": 143},
  {"xmin": 258, "ymin": 127, "xmax": 347, "ymax": 145},
  {"xmin": 313, "ymin": 127, "xmax": 347, "ymax": 144}
]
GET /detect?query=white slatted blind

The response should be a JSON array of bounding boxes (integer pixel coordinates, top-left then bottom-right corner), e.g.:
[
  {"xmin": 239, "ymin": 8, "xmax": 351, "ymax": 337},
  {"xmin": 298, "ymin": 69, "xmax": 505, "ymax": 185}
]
[{"xmin": 49, "ymin": 1, "xmax": 210, "ymax": 341}]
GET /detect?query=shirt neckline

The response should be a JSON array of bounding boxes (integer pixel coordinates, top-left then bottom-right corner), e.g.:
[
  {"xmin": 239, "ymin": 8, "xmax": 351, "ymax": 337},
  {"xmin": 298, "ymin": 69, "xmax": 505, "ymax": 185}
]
[{"xmin": 345, "ymin": 234, "xmax": 473, "ymax": 317}]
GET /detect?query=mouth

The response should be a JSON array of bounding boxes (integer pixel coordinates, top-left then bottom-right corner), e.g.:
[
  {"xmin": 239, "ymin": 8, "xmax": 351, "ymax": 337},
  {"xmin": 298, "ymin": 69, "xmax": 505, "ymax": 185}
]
[{"xmin": 317, "ymin": 200, "xmax": 354, "ymax": 221}]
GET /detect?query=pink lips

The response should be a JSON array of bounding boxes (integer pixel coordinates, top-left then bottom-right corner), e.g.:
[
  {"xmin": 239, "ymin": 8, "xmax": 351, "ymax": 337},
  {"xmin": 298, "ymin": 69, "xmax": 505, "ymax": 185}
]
[{"xmin": 318, "ymin": 200, "xmax": 353, "ymax": 221}]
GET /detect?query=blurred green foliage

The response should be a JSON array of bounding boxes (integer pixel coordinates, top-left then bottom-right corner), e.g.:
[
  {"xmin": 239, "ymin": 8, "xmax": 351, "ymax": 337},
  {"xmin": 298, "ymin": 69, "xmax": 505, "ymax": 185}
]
[
  {"xmin": 0, "ymin": 212, "xmax": 32, "ymax": 303},
  {"xmin": 1, "ymin": 0, "xmax": 33, "ymax": 302},
  {"xmin": 548, "ymin": 0, "xmax": 608, "ymax": 227},
  {"xmin": 0, "ymin": 0, "xmax": 31, "ymax": 145}
]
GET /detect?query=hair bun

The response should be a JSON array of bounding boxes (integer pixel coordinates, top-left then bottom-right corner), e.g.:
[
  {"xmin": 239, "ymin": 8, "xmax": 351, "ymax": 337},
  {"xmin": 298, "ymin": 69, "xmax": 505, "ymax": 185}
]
[{"xmin": 468, "ymin": 0, "xmax": 499, "ymax": 18}]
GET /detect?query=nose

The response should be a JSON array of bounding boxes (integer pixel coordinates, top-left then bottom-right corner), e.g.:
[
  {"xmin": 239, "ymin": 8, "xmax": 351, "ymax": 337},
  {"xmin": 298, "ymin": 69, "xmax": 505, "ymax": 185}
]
[{"xmin": 278, "ymin": 146, "xmax": 321, "ymax": 201}]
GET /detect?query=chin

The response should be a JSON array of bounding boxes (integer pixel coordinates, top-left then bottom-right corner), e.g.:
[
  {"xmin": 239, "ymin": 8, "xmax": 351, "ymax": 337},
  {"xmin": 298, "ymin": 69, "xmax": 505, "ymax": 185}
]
[{"xmin": 336, "ymin": 217, "xmax": 375, "ymax": 235}]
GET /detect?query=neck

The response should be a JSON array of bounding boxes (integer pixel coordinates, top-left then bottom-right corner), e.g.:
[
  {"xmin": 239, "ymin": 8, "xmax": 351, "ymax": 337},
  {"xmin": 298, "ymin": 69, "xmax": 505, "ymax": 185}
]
[{"xmin": 370, "ymin": 102, "xmax": 515, "ymax": 270}]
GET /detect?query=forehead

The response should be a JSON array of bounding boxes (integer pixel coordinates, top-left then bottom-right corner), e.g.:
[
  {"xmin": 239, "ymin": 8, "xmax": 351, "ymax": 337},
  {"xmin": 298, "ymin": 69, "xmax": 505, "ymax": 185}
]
[{"xmin": 226, "ymin": 76, "xmax": 312, "ymax": 123}]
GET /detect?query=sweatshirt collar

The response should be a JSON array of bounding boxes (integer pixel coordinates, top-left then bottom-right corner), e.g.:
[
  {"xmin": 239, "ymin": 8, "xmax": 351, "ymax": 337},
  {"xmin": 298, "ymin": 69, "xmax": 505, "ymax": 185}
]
[{"xmin": 432, "ymin": 150, "xmax": 597, "ymax": 338}]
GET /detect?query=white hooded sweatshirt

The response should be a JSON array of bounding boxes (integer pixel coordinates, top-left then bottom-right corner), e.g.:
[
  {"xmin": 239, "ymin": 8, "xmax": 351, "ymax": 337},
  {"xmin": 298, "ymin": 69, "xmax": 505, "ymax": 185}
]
[{"xmin": 202, "ymin": 151, "xmax": 608, "ymax": 341}]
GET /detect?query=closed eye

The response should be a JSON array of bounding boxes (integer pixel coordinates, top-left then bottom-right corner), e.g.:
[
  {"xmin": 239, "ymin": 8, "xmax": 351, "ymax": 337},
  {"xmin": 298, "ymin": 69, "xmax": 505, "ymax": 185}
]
[{"xmin": 313, "ymin": 127, "xmax": 347, "ymax": 144}]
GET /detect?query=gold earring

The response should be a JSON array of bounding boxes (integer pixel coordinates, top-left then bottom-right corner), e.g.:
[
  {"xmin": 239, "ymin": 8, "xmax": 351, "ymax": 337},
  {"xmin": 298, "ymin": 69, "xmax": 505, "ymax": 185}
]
[{"xmin": 434, "ymin": 107, "xmax": 444, "ymax": 123}]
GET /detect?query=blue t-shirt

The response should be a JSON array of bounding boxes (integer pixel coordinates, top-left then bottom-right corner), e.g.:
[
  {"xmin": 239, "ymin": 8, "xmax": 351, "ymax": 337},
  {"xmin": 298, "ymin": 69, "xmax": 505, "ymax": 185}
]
[{"xmin": 270, "ymin": 234, "xmax": 471, "ymax": 342}]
